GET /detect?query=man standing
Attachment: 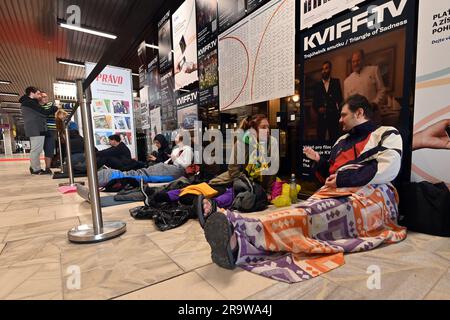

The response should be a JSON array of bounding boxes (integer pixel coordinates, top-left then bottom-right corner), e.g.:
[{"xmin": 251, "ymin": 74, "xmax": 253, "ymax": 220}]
[
  {"xmin": 19, "ymin": 87, "xmax": 58, "ymax": 175},
  {"xmin": 313, "ymin": 61, "xmax": 343, "ymax": 142},
  {"xmin": 40, "ymin": 92, "xmax": 57, "ymax": 174},
  {"xmin": 344, "ymin": 50, "xmax": 387, "ymax": 112}
]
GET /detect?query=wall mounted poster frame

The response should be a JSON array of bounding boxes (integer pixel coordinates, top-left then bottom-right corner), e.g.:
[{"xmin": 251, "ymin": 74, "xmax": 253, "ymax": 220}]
[{"xmin": 86, "ymin": 62, "xmax": 137, "ymax": 158}]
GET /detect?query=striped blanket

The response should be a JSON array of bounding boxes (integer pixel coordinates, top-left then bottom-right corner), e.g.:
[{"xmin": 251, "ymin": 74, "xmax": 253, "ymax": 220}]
[{"xmin": 227, "ymin": 184, "xmax": 407, "ymax": 283}]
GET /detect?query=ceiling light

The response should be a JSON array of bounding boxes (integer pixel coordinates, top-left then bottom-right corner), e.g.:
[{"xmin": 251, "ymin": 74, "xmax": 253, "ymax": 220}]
[
  {"xmin": 58, "ymin": 22, "xmax": 117, "ymax": 40},
  {"xmin": 57, "ymin": 59, "xmax": 85, "ymax": 68},
  {"xmin": 351, "ymin": 6, "xmax": 359, "ymax": 11},
  {"xmin": 132, "ymin": 73, "xmax": 139, "ymax": 77},
  {"xmin": 0, "ymin": 80, "xmax": 12, "ymax": 85},
  {"xmin": 0, "ymin": 92, "xmax": 19, "ymax": 97},
  {"xmin": 145, "ymin": 44, "xmax": 159, "ymax": 50}
]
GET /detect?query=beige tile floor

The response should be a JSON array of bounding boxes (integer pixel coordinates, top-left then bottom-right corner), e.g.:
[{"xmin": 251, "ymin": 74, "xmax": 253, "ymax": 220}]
[{"xmin": 0, "ymin": 159, "xmax": 449, "ymax": 300}]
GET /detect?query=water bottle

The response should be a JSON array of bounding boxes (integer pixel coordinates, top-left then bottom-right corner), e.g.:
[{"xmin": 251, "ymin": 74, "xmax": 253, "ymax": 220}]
[{"xmin": 290, "ymin": 174, "xmax": 298, "ymax": 204}]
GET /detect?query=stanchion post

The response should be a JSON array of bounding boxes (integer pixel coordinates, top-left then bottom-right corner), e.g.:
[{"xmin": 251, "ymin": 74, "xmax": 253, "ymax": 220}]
[
  {"xmin": 68, "ymin": 79, "xmax": 126, "ymax": 243},
  {"xmin": 64, "ymin": 125, "xmax": 75, "ymax": 186},
  {"xmin": 57, "ymin": 132, "xmax": 65, "ymax": 174}
]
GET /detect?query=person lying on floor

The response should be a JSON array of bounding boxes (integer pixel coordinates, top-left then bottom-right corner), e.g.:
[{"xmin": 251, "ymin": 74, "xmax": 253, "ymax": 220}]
[
  {"xmin": 147, "ymin": 134, "xmax": 171, "ymax": 165},
  {"xmin": 143, "ymin": 114, "xmax": 279, "ymax": 216},
  {"xmin": 97, "ymin": 133, "xmax": 193, "ymax": 187},
  {"xmin": 96, "ymin": 135, "xmax": 145, "ymax": 171},
  {"xmin": 198, "ymin": 94, "xmax": 407, "ymax": 284}
]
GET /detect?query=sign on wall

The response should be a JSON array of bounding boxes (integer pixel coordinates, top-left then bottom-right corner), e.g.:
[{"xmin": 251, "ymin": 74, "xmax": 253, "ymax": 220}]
[
  {"xmin": 219, "ymin": 0, "xmax": 296, "ymax": 111},
  {"xmin": 300, "ymin": 0, "xmax": 416, "ymax": 180},
  {"xmin": 172, "ymin": 0, "xmax": 199, "ymax": 90},
  {"xmin": 300, "ymin": 0, "xmax": 366, "ymax": 30},
  {"xmin": 196, "ymin": 0, "xmax": 219, "ymax": 107},
  {"xmin": 411, "ymin": 0, "xmax": 450, "ymax": 186},
  {"xmin": 85, "ymin": 62, "xmax": 137, "ymax": 158}
]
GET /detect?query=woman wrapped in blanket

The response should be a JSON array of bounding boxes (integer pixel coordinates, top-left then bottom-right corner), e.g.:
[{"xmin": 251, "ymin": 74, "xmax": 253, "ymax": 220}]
[
  {"xmin": 201, "ymin": 94, "xmax": 407, "ymax": 284},
  {"xmin": 97, "ymin": 132, "xmax": 193, "ymax": 187}
]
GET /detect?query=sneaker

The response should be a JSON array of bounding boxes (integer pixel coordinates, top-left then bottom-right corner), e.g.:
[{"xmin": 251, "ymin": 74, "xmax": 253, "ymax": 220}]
[
  {"xmin": 41, "ymin": 169, "xmax": 53, "ymax": 175},
  {"xmin": 31, "ymin": 170, "xmax": 42, "ymax": 175}
]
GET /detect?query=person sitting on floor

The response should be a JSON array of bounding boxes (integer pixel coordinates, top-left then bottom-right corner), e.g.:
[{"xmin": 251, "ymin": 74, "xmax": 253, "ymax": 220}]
[
  {"xmin": 197, "ymin": 114, "xmax": 279, "ymax": 222},
  {"xmin": 199, "ymin": 94, "xmax": 406, "ymax": 284},
  {"xmin": 147, "ymin": 134, "xmax": 172, "ymax": 165},
  {"xmin": 96, "ymin": 135, "xmax": 135, "ymax": 170},
  {"xmin": 97, "ymin": 132, "xmax": 193, "ymax": 187}
]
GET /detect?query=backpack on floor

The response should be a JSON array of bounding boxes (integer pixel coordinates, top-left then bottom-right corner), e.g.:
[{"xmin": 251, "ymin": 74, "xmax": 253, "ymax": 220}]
[
  {"xmin": 231, "ymin": 176, "xmax": 269, "ymax": 213},
  {"xmin": 398, "ymin": 181, "xmax": 450, "ymax": 237}
]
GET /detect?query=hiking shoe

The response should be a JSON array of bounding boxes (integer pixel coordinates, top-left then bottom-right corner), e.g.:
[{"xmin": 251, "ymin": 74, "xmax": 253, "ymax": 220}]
[{"xmin": 204, "ymin": 212, "xmax": 237, "ymax": 270}]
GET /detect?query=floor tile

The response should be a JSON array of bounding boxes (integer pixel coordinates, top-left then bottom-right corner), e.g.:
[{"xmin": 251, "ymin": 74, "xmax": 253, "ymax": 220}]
[
  {"xmin": 196, "ymin": 264, "xmax": 278, "ymax": 300},
  {"xmin": 424, "ymin": 268, "xmax": 450, "ymax": 300},
  {"xmin": 0, "ymin": 235, "xmax": 63, "ymax": 266},
  {"xmin": 61, "ymin": 235, "xmax": 184, "ymax": 300},
  {"xmin": 0, "ymin": 227, "xmax": 8, "ymax": 243},
  {"xmin": 148, "ymin": 220, "xmax": 212, "ymax": 271},
  {"xmin": 322, "ymin": 253, "xmax": 447, "ymax": 300},
  {"xmin": 7, "ymin": 196, "xmax": 63, "ymax": 211},
  {"xmin": 5, "ymin": 217, "xmax": 79, "ymax": 242},
  {"xmin": 0, "ymin": 202, "xmax": 10, "ymax": 212},
  {"xmin": 0, "ymin": 208, "xmax": 55, "ymax": 228},
  {"xmin": 115, "ymin": 272, "xmax": 226, "ymax": 300},
  {"xmin": 0, "ymin": 256, "xmax": 63, "ymax": 300}
]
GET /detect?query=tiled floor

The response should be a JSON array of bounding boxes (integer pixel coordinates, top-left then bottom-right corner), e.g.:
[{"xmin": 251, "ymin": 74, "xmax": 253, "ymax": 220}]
[{"xmin": 0, "ymin": 159, "xmax": 449, "ymax": 300}]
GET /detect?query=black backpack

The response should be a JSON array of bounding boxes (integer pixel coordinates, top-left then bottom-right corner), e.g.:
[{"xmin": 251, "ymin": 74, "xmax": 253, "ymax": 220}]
[
  {"xmin": 231, "ymin": 176, "xmax": 269, "ymax": 213},
  {"xmin": 398, "ymin": 182, "xmax": 450, "ymax": 237},
  {"xmin": 101, "ymin": 178, "xmax": 140, "ymax": 193}
]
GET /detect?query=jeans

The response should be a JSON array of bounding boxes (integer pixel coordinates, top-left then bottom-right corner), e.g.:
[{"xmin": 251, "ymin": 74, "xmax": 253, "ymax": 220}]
[{"xmin": 30, "ymin": 136, "xmax": 45, "ymax": 172}]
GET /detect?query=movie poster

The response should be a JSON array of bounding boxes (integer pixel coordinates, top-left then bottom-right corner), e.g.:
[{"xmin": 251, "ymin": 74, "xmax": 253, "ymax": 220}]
[
  {"xmin": 300, "ymin": 0, "xmax": 367, "ymax": 30},
  {"xmin": 219, "ymin": 0, "xmax": 295, "ymax": 111},
  {"xmin": 172, "ymin": 0, "xmax": 199, "ymax": 90},
  {"xmin": 160, "ymin": 70, "xmax": 177, "ymax": 131},
  {"xmin": 411, "ymin": 0, "xmax": 450, "ymax": 186},
  {"xmin": 247, "ymin": 0, "xmax": 270, "ymax": 14},
  {"xmin": 197, "ymin": 0, "xmax": 219, "ymax": 108},
  {"xmin": 300, "ymin": 0, "xmax": 416, "ymax": 180},
  {"xmin": 138, "ymin": 41, "xmax": 148, "ymax": 88},
  {"xmin": 218, "ymin": 0, "xmax": 247, "ymax": 33},
  {"xmin": 176, "ymin": 90, "xmax": 199, "ymax": 130},
  {"xmin": 158, "ymin": 11, "xmax": 173, "ymax": 74},
  {"xmin": 140, "ymin": 86, "xmax": 150, "ymax": 130},
  {"xmin": 148, "ymin": 56, "xmax": 161, "ymax": 106},
  {"xmin": 150, "ymin": 107, "xmax": 162, "ymax": 141},
  {"xmin": 86, "ymin": 62, "xmax": 137, "ymax": 158}
]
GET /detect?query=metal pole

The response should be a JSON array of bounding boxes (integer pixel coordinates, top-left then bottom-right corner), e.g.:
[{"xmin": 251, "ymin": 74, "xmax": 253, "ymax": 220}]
[
  {"xmin": 68, "ymin": 79, "xmax": 126, "ymax": 243},
  {"xmin": 80, "ymin": 84, "xmax": 103, "ymax": 234},
  {"xmin": 57, "ymin": 132, "xmax": 65, "ymax": 174},
  {"xmin": 64, "ymin": 125, "xmax": 75, "ymax": 186}
]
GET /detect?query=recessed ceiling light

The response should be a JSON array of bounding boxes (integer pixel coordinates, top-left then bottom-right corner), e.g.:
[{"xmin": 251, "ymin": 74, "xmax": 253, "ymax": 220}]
[
  {"xmin": 351, "ymin": 6, "xmax": 359, "ymax": 11},
  {"xmin": 58, "ymin": 22, "xmax": 117, "ymax": 40},
  {"xmin": 57, "ymin": 58, "xmax": 85, "ymax": 68},
  {"xmin": 132, "ymin": 73, "xmax": 139, "ymax": 77},
  {"xmin": 0, "ymin": 80, "xmax": 12, "ymax": 85}
]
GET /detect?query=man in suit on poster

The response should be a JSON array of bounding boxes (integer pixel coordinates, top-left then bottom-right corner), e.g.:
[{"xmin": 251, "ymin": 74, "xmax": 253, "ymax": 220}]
[
  {"xmin": 344, "ymin": 49, "xmax": 387, "ymax": 114},
  {"xmin": 313, "ymin": 61, "xmax": 343, "ymax": 142}
]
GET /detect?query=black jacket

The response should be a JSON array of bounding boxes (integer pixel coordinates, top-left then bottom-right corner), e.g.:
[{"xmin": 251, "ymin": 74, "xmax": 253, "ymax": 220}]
[
  {"xmin": 19, "ymin": 95, "xmax": 58, "ymax": 137},
  {"xmin": 312, "ymin": 78, "xmax": 343, "ymax": 114},
  {"xmin": 97, "ymin": 142, "xmax": 131, "ymax": 161},
  {"xmin": 151, "ymin": 134, "xmax": 171, "ymax": 163}
]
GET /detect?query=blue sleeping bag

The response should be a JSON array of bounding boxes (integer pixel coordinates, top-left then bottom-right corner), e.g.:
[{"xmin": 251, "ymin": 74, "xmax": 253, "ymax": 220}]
[{"xmin": 110, "ymin": 171, "xmax": 175, "ymax": 184}]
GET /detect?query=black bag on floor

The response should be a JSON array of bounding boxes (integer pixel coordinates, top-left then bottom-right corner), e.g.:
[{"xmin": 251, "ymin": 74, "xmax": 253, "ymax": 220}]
[
  {"xmin": 231, "ymin": 176, "xmax": 269, "ymax": 213},
  {"xmin": 398, "ymin": 182, "xmax": 450, "ymax": 237}
]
